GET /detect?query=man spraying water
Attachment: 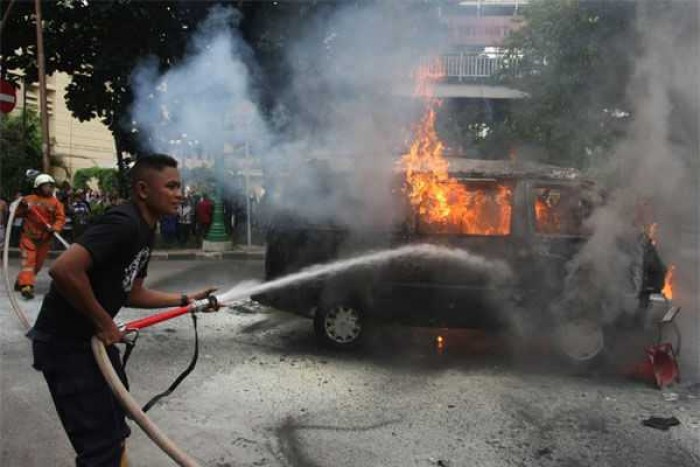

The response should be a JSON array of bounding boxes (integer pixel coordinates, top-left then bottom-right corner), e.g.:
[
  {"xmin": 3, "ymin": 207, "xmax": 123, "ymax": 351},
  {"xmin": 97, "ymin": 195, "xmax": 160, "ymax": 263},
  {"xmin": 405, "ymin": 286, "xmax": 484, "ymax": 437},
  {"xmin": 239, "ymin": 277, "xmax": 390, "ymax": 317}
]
[{"xmin": 27, "ymin": 155, "xmax": 217, "ymax": 466}]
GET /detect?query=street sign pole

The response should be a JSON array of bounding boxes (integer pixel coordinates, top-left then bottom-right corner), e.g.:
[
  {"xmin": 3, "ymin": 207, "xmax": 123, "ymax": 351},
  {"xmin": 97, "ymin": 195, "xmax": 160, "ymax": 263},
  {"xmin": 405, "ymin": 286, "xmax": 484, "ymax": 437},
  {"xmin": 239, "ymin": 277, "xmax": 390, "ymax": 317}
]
[
  {"xmin": 34, "ymin": 0, "xmax": 51, "ymax": 172},
  {"xmin": 0, "ymin": 79, "xmax": 17, "ymax": 114},
  {"xmin": 245, "ymin": 142, "xmax": 252, "ymax": 247}
]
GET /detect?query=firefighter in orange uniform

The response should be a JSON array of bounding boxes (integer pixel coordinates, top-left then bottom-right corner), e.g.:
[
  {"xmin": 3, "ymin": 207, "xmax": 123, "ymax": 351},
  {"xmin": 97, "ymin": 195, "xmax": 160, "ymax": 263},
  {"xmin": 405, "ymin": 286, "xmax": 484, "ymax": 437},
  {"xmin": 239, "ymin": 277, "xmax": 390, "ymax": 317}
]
[{"xmin": 15, "ymin": 174, "xmax": 66, "ymax": 299}]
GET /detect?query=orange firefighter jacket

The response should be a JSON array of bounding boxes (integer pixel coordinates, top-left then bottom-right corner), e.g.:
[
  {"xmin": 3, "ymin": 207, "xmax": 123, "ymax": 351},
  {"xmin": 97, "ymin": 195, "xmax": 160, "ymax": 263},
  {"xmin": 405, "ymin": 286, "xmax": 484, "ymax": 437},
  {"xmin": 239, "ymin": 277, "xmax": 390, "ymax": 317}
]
[{"xmin": 19, "ymin": 194, "xmax": 66, "ymax": 243}]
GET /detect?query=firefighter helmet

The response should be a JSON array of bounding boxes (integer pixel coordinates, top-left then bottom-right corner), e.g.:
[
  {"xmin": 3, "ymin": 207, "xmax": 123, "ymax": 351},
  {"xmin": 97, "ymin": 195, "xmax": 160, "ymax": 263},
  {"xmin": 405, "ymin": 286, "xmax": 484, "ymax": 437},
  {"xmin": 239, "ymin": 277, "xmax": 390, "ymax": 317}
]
[{"xmin": 33, "ymin": 173, "xmax": 55, "ymax": 188}]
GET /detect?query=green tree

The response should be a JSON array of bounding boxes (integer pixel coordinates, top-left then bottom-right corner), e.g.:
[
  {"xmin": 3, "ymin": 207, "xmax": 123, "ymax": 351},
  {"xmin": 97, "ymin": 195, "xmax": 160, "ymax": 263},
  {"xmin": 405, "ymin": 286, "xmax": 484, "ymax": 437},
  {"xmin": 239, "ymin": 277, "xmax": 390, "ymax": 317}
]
[
  {"xmin": 493, "ymin": 0, "xmax": 636, "ymax": 168},
  {"xmin": 1, "ymin": 1, "xmax": 332, "ymax": 151},
  {"xmin": 73, "ymin": 167, "xmax": 118, "ymax": 193},
  {"xmin": 1, "ymin": 0, "xmax": 334, "ymax": 198},
  {"xmin": 2, "ymin": 0, "xmax": 212, "ymax": 196},
  {"xmin": 2, "ymin": 1, "xmax": 208, "ymax": 152},
  {"xmin": 0, "ymin": 111, "xmax": 43, "ymax": 199}
]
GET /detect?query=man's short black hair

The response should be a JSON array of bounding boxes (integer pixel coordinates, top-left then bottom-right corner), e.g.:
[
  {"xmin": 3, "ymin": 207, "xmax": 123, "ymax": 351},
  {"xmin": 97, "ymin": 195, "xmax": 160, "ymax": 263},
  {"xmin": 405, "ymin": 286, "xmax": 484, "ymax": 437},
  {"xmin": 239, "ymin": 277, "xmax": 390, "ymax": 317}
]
[{"xmin": 129, "ymin": 154, "xmax": 178, "ymax": 189}]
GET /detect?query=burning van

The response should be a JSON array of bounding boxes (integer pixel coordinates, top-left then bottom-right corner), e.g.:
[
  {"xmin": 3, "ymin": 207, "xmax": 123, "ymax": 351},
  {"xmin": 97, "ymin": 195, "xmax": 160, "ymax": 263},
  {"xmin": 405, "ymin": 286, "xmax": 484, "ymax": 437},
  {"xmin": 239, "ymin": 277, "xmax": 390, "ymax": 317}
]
[
  {"xmin": 255, "ymin": 56, "xmax": 672, "ymax": 362},
  {"xmin": 257, "ymin": 158, "xmax": 667, "ymax": 359}
]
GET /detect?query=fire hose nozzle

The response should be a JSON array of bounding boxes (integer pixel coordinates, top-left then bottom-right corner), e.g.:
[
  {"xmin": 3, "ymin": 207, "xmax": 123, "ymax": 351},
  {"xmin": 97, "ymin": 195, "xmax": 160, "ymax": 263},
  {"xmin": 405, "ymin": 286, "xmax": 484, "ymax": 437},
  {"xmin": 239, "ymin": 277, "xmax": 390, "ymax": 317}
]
[{"xmin": 191, "ymin": 295, "xmax": 218, "ymax": 313}]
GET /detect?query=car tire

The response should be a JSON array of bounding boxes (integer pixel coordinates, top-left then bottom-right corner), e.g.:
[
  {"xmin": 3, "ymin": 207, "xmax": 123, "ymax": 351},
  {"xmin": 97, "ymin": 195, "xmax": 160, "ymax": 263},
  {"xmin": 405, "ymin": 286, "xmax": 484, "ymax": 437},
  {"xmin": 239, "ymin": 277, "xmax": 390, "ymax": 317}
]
[
  {"xmin": 555, "ymin": 319, "xmax": 608, "ymax": 369},
  {"xmin": 313, "ymin": 303, "xmax": 365, "ymax": 349}
]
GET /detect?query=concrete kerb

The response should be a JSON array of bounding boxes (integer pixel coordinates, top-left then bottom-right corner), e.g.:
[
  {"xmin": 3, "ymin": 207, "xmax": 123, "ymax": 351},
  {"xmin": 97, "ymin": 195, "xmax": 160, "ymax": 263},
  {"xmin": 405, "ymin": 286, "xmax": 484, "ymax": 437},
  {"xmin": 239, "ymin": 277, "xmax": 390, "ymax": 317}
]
[
  {"xmin": 150, "ymin": 249, "xmax": 266, "ymax": 261},
  {"xmin": 3, "ymin": 247, "xmax": 266, "ymax": 261}
]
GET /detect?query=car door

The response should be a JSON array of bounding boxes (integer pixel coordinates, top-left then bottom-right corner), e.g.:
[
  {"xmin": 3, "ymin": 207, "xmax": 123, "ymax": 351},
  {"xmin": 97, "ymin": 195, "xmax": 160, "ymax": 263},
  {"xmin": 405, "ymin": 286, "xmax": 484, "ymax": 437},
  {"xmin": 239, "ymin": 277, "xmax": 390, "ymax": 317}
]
[
  {"xmin": 520, "ymin": 180, "xmax": 591, "ymax": 314},
  {"xmin": 376, "ymin": 178, "xmax": 518, "ymax": 328}
]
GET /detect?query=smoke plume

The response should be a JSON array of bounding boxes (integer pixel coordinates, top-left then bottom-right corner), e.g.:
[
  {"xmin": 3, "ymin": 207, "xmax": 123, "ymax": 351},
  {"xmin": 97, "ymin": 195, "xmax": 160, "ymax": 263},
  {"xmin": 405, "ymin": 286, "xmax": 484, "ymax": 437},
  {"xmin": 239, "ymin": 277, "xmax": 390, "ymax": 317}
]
[
  {"xmin": 558, "ymin": 0, "xmax": 698, "ymax": 374},
  {"xmin": 129, "ymin": 3, "xmax": 444, "ymax": 230},
  {"xmin": 130, "ymin": 6, "xmax": 269, "ymax": 166},
  {"xmin": 128, "ymin": 2, "xmax": 698, "ymax": 376}
]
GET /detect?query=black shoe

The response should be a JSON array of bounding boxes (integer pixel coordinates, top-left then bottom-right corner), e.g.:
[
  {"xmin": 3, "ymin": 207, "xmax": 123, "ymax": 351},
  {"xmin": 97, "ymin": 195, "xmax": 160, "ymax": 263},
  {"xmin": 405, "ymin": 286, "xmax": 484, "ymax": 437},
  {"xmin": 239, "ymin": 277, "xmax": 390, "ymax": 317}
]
[
  {"xmin": 20, "ymin": 286, "xmax": 34, "ymax": 300},
  {"xmin": 14, "ymin": 281, "xmax": 21, "ymax": 292}
]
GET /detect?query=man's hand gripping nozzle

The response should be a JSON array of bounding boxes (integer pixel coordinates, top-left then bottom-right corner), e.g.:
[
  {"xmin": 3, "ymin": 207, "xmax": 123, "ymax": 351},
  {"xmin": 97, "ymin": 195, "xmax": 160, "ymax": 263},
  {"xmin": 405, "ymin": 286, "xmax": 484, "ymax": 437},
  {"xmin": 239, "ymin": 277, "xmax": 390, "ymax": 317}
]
[
  {"xmin": 191, "ymin": 294, "xmax": 219, "ymax": 313},
  {"xmin": 116, "ymin": 293, "xmax": 219, "ymax": 341}
]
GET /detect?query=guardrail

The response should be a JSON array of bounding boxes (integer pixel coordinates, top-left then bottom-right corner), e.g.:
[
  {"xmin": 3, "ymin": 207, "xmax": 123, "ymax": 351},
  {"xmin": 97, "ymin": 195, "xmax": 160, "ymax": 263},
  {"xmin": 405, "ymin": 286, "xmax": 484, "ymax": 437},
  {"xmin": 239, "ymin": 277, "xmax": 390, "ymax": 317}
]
[{"xmin": 420, "ymin": 53, "xmax": 508, "ymax": 80}]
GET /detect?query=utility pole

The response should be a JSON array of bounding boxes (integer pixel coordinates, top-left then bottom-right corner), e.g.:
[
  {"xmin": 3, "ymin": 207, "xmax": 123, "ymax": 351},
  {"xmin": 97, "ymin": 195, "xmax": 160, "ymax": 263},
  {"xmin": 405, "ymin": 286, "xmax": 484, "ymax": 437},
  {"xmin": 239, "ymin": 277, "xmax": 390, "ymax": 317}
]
[
  {"xmin": 22, "ymin": 76, "xmax": 27, "ymax": 135},
  {"xmin": 114, "ymin": 133, "xmax": 129, "ymax": 199},
  {"xmin": 245, "ymin": 141, "xmax": 252, "ymax": 247},
  {"xmin": 0, "ymin": 0, "xmax": 17, "ymax": 36},
  {"xmin": 35, "ymin": 0, "xmax": 51, "ymax": 173}
]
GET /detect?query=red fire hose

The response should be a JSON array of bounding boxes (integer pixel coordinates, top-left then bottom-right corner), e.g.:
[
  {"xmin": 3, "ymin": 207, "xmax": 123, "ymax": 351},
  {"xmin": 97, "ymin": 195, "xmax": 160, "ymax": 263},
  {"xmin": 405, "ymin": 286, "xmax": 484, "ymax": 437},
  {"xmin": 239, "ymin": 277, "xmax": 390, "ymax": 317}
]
[
  {"xmin": 95, "ymin": 295, "xmax": 219, "ymax": 467},
  {"xmin": 28, "ymin": 204, "xmax": 70, "ymax": 249},
  {"xmin": 119, "ymin": 295, "xmax": 217, "ymax": 335},
  {"xmin": 121, "ymin": 297, "xmax": 217, "ymax": 414},
  {"xmin": 122, "ymin": 302, "xmax": 204, "ymax": 331}
]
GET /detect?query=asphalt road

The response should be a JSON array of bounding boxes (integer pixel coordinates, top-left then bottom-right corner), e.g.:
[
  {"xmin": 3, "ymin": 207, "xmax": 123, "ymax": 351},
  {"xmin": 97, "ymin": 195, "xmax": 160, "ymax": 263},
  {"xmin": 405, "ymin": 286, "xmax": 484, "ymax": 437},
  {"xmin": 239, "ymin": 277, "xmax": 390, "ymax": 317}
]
[{"xmin": 2, "ymin": 258, "xmax": 699, "ymax": 466}]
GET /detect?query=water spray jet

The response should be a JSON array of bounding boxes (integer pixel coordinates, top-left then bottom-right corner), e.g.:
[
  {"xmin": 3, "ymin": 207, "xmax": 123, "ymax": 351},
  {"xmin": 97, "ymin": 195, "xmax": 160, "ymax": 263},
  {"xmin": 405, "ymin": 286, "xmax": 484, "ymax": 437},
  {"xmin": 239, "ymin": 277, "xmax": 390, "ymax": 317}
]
[
  {"xmin": 3, "ymin": 225, "xmax": 506, "ymax": 466},
  {"xmin": 216, "ymin": 243, "xmax": 511, "ymax": 306}
]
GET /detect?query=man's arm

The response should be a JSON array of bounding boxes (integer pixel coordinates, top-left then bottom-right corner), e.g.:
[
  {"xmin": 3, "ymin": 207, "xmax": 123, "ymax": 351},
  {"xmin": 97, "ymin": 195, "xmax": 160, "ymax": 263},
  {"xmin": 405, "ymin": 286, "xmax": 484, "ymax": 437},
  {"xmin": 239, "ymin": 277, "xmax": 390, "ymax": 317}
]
[
  {"xmin": 12, "ymin": 197, "xmax": 28, "ymax": 218},
  {"xmin": 51, "ymin": 198, "xmax": 66, "ymax": 232},
  {"xmin": 49, "ymin": 244, "xmax": 123, "ymax": 345},
  {"xmin": 127, "ymin": 278, "xmax": 216, "ymax": 309}
]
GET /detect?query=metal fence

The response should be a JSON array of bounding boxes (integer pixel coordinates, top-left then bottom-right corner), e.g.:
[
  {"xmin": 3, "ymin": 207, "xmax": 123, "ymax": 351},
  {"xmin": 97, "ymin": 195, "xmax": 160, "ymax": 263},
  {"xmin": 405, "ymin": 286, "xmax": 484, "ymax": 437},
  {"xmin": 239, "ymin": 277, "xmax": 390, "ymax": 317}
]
[{"xmin": 420, "ymin": 53, "xmax": 507, "ymax": 80}]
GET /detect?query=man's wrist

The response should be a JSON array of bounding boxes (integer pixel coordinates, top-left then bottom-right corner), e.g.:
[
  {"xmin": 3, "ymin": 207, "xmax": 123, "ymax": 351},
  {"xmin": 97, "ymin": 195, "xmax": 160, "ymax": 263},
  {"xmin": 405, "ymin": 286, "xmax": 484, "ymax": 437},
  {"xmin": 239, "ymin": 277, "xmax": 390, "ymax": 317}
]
[
  {"xmin": 180, "ymin": 293, "xmax": 189, "ymax": 306},
  {"xmin": 94, "ymin": 313, "xmax": 118, "ymax": 332}
]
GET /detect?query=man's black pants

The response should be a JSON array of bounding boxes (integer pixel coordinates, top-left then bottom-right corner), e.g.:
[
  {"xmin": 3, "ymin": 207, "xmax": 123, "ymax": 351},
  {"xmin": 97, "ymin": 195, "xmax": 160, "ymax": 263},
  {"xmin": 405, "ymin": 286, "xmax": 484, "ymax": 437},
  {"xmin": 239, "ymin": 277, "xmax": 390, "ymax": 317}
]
[
  {"xmin": 32, "ymin": 340, "xmax": 131, "ymax": 467},
  {"xmin": 177, "ymin": 222, "xmax": 191, "ymax": 245}
]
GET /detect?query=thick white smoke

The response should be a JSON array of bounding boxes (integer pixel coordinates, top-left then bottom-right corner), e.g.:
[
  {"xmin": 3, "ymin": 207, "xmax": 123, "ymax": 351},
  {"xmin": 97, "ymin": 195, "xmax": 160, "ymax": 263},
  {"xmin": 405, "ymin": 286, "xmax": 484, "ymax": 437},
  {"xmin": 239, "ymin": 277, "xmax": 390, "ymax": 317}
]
[
  {"xmin": 266, "ymin": 3, "xmax": 445, "ymax": 229},
  {"xmin": 129, "ymin": 3, "xmax": 443, "ymax": 230},
  {"xmin": 560, "ymin": 1, "xmax": 698, "ymax": 377},
  {"xmin": 130, "ymin": 6, "xmax": 269, "ymax": 164},
  {"xmin": 128, "ymin": 2, "xmax": 698, "ymax": 378}
]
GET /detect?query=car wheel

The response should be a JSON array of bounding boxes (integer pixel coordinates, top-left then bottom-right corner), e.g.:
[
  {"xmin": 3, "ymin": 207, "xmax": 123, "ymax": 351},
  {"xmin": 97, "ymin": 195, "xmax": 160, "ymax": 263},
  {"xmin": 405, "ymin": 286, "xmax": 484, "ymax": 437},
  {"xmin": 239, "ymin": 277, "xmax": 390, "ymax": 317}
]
[
  {"xmin": 314, "ymin": 303, "xmax": 365, "ymax": 349},
  {"xmin": 555, "ymin": 319, "xmax": 606, "ymax": 367}
]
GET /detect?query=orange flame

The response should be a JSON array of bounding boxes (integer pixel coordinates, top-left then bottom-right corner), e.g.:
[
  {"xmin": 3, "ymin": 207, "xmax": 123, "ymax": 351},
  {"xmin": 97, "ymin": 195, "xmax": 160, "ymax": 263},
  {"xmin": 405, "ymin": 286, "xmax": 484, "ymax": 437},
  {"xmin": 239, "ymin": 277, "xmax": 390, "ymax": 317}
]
[
  {"xmin": 534, "ymin": 196, "xmax": 561, "ymax": 234},
  {"xmin": 436, "ymin": 335, "xmax": 445, "ymax": 354},
  {"xmin": 662, "ymin": 265, "xmax": 675, "ymax": 300},
  {"xmin": 643, "ymin": 222, "xmax": 675, "ymax": 300},
  {"xmin": 414, "ymin": 57, "xmax": 444, "ymax": 97},
  {"xmin": 400, "ymin": 62, "xmax": 512, "ymax": 236}
]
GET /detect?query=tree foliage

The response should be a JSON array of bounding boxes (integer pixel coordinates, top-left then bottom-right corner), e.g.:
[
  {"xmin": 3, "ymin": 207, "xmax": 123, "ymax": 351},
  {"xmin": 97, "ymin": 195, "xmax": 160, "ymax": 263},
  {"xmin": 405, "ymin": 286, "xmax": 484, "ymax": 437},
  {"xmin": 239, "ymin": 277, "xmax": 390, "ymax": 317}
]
[
  {"xmin": 1, "ymin": 1, "xmax": 334, "ymax": 154},
  {"xmin": 0, "ymin": 111, "xmax": 43, "ymax": 199},
  {"xmin": 493, "ymin": 0, "xmax": 637, "ymax": 168},
  {"xmin": 73, "ymin": 167, "xmax": 118, "ymax": 193},
  {"xmin": 1, "ymin": 0, "xmax": 215, "ymax": 155}
]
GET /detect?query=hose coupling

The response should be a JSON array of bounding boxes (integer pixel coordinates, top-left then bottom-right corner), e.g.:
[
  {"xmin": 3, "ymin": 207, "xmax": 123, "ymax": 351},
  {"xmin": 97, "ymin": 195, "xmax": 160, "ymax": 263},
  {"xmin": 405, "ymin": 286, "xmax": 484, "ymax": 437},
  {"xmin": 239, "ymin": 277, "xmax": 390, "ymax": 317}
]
[{"xmin": 191, "ymin": 295, "xmax": 218, "ymax": 313}]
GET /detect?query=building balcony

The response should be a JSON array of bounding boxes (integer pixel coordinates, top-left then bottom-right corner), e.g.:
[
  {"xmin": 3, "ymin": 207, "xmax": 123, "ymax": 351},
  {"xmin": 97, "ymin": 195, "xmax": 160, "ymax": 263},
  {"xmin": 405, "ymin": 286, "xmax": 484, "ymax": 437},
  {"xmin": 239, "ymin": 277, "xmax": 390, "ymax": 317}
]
[
  {"xmin": 420, "ymin": 53, "xmax": 511, "ymax": 81},
  {"xmin": 402, "ymin": 53, "xmax": 525, "ymax": 99}
]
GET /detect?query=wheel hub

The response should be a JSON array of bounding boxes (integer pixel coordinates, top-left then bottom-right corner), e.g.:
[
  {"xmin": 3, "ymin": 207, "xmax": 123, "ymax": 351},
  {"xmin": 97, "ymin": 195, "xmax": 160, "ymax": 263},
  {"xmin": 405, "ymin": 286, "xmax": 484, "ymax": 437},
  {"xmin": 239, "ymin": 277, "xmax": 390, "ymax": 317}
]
[
  {"xmin": 557, "ymin": 319, "xmax": 605, "ymax": 361},
  {"xmin": 324, "ymin": 306, "xmax": 361, "ymax": 344}
]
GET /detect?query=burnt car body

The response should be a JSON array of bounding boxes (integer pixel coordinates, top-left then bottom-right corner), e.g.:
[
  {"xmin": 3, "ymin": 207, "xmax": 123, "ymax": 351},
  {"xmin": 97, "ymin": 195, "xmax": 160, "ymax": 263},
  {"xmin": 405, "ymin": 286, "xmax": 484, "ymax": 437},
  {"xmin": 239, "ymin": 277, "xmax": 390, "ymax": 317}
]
[{"xmin": 257, "ymin": 159, "xmax": 665, "ymax": 352}]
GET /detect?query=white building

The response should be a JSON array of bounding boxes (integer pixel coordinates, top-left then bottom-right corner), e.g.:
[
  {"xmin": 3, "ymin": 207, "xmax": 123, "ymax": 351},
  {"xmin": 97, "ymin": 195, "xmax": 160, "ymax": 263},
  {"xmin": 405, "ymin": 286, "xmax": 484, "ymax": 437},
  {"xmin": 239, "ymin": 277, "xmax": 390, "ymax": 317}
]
[{"xmin": 7, "ymin": 72, "xmax": 116, "ymax": 182}]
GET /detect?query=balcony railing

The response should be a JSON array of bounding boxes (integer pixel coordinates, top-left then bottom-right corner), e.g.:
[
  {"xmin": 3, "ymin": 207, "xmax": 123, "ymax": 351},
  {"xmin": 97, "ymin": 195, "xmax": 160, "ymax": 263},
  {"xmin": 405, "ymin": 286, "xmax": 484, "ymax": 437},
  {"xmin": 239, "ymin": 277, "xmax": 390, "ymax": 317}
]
[{"xmin": 420, "ymin": 53, "xmax": 508, "ymax": 80}]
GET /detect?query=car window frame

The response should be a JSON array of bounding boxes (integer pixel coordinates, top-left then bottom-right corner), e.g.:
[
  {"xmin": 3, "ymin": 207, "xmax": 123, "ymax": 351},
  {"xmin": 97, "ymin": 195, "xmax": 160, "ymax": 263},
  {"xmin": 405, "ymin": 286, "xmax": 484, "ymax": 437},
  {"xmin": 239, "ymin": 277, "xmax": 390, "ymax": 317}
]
[
  {"xmin": 411, "ymin": 177, "xmax": 516, "ymax": 238},
  {"xmin": 527, "ymin": 180, "xmax": 595, "ymax": 239}
]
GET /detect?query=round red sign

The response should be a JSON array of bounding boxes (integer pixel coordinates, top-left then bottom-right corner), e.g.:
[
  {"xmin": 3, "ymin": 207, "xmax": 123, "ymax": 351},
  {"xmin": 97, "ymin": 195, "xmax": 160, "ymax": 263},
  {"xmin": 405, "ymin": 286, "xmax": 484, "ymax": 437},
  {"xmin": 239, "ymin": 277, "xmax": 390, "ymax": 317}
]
[{"xmin": 0, "ymin": 79, "xmax": 18, "ymax": 114}]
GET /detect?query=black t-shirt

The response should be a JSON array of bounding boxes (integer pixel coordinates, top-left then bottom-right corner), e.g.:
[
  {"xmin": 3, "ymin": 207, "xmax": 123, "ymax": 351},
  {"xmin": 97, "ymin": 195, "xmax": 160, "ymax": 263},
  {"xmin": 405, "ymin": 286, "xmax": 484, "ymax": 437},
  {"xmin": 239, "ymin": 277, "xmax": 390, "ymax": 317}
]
[{"xmin": 29, "ymin": 202, "xmax": 154, "ymax": 342}]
